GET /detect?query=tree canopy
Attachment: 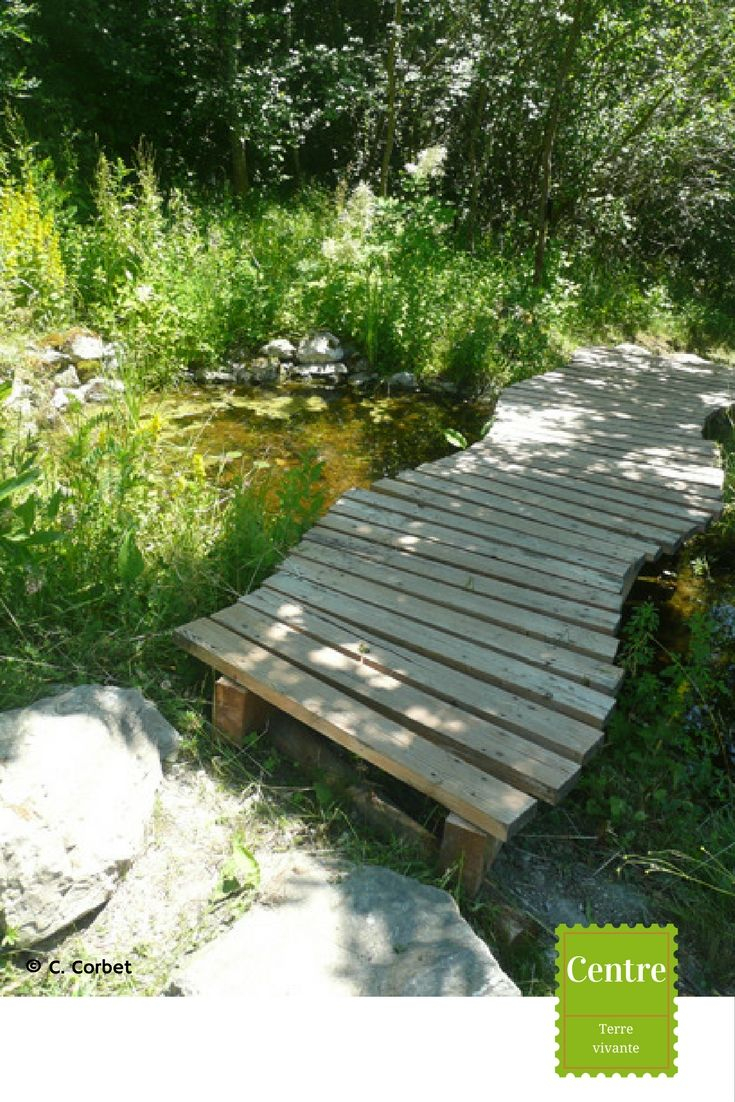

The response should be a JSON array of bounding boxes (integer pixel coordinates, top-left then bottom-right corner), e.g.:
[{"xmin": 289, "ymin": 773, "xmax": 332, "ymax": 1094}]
[{"xmin": 2, "ymin": 1, "xmax": 734, "ymax": 293}]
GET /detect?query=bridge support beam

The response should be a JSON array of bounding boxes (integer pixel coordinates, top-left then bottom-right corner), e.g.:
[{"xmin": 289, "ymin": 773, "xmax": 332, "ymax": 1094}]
[
  {"xmin": 439, "ymin": 812, "xmax": 503, "ymax": 896},
  {"xmin": 213, "ymin": 675, "xmax": 272, "ymax": 742}
]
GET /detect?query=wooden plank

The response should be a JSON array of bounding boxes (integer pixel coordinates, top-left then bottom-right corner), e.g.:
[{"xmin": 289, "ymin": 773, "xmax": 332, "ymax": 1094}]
[
  {"xmin": 263, "ymin": 570, "xmax": 617, "ymax": 728},
  {"xmin": 340, "ymin": 490, "xmax": 632, "ymax": 594},
  {"xmin": 498, "ymin": 385, "xmax": 711, "ymax": 451},
  {"xmin": 486, "ymin": 425, "xmax": 724, "ymax": 492},
  {"xmin": 504, "ymin": 376, "xmax": 711, "ymax": 433},
  {"xmin": 459, "ymin": 442, "xmax": 723, "ymax": 511},
  {"xmin": 515, "ymin": 367, "xmax": 711, "ymax": 411},
  {"xmin": 278, "ymin": 551, "xmax": 622, "ymax": 693},
  {"xmin": 303, "ymin": 523, "xmax": 620, "ymax": 636},
  {"xmin": 314, "ymin": 509, "xmax": 624, "ymax": 619},
  {"xmin": 174, "ymin": 616, "xmax": 536, "ymax": 840},
  {"xmin": 439, "ymin": 813, "xmax": 497, "ymax": 895},
  {"xmin": 565, "ymin": 353, "xmax": 734, "ymax": 391},
  {"xmin": 242, "ymin": 586, "xmax": 604, "ymax": 763},
  {"xmin": 430, "ymin": 452, "xmax": 714, "ymax": 531},
  {"xmin": 505, "ymin": 371, "xmax": 715, "ymax": 421},
  {"xmin": 213, "ymin": 675, "xmax": 272, "ymax": 741},
  {"xmin": 391, "ymin": 469, "xmax": 659, "ymax": 562},
  {"xmin": 505, "ymin": 377, "xmax": 708, "ymax": 429},
  {"xmin": 560, "ymin": 363, "xmax": 734, "ymax": 406},
  {"xmin": 213, "ymin": 602, "xmax": 580, "ymax": 804},
  {"xmin": 489, "ymin": 416, "xmax": 724, "ymax": 486},
  {"xmin": 371, "ymin": 475, "xmax": 652, "ymax": 566},
  {"xmin": 492, "ymin": 394, "xmax": 718, "ymax": 459},
  {"xmin": 412, "ymin": 463, "xmax": 684, "ymax": 551},
  {"xmin": 560, "ymin": 362, "xmax": 730, "ymax": 400},
  {"xmin": 570, "ymin": 348, "xmax": 728, "ymax": 380},
  {"xmin": 294, "ymin": 536, "xmax": 619, "ymax": 659}
]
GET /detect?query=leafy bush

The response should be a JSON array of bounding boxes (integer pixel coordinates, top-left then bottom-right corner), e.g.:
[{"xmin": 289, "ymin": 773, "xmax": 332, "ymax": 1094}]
[{"xmin": 581, "ymin": 600, "xmax": 733, "ymax": 852}]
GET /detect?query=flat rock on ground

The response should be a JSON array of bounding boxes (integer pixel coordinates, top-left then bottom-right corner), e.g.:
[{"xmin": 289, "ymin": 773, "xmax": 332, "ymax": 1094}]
[
  {"xmin": 0, "ymin": 685, "xmax": 179, "ymax": 946},
  {"xmin": 168, "ymin": 852, "xmax": 520, "ymax": 997}
]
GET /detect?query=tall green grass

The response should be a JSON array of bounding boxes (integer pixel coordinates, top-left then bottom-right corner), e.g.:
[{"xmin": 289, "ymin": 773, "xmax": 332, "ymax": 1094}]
[
  {"xmin": 2, "ymin": 142, "xmax": 733, "ymax": 391},
  {"xmin": 0, "ymin": 389, "xmax": 325, "ymax": 716}
]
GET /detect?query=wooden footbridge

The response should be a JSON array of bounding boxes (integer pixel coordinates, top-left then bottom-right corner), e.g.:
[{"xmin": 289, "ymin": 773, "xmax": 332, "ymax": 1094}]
[{"xmin": 175, "ymin": 345, "xmax": 733, "ymax": 883}]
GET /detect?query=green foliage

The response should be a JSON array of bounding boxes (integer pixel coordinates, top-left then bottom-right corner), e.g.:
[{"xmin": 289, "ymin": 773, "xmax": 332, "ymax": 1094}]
[
  {"xmin": 0, "ymin": 155, "xmax": 68, "ymax": 321},
  {"xmin": 65, "ymin": 152, "xmax": 264, "ymax": 386},
  {"xmin": 0, "ymin": 391, "xmax": 326, "ymax": 712},
  {"xmin": 218, "ymin": 836, "xmax": 260, "ymax": 898},
  {"xmin": 580, "ymin": 600, "xmax": 733, "ymax": 853},
  {"xmin": 443, "ymin": 428, "xmax": 467, "ymax": 449},
  {"xmin": 1, "ymin": 137, "xmax": 732, "ymax": 392},
  {"xmin": 0, "ymin": 381, "xmax": 61, "ymax": 570}
]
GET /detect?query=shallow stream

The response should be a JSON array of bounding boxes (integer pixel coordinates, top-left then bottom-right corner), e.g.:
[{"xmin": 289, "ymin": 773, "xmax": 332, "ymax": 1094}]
[{"xmin": 145, "ymin": 381, "xmax": 493, "ymax": 500}]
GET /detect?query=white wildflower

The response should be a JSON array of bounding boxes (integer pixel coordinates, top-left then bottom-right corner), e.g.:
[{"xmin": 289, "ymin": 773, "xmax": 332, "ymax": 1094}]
[{"xmin": 404, "ymin": 145, "xmax": 447, "ymax": 182}]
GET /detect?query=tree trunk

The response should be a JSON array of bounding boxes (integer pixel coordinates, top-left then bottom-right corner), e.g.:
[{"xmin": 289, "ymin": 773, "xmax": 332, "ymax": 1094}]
[
  {"xmin": 466, "ymin": 81, "xmax": 488, "ymax": 251},
  {"xmin": 533, "ymin": 0, "xmax": 587, "ymax": 285},
  {"xmin": 380, "ymin": 0, "xmax": 403, "ymax": 198},
  {"xmin": 222, "ymin": 1, "xmax": 248, "ymax": 197}
]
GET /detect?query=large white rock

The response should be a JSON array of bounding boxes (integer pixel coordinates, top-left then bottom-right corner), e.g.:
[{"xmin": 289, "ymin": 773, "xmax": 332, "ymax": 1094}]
[
  {"xmin": 79, "ymin": 377, "xmax": 126, "ymax": 403},
  {"xmin": 296, "ymin": 332, "xmax": 344, "ymax": 365},
  {"xmin": 0, "ymin": 685, "xmax": 179, "ymax": 946},
  {"xmin": 168, "ymin": 854, "xmax": 519, "ymax": 997},
  {"xmin": 260, "ymin": 338, "xmax": 296, "ymax": 360},
  {"xmin": 387, "ymin": 371, "xmax": 419, "ymax": 391},
  {"xmin": 66, "ymin": 334, "xmax": 113, "ymax": 363},
  {"xmin": 53, "ymin": 365, "xmax": 81, "ymax": 389}
]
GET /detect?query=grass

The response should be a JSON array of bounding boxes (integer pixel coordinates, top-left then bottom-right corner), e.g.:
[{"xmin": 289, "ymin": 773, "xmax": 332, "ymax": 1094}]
[{"xmin": 2, "ymin": 142, "xmax": 735, "ymax": 394}]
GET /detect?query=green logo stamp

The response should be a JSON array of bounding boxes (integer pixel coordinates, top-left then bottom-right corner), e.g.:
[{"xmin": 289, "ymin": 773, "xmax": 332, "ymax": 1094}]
[{"xmin": 555, "ymin": 924, "xmax": 678, "ymax": 1077}]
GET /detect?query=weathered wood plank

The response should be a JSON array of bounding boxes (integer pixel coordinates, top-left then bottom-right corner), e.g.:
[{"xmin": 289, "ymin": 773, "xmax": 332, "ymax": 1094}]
[
  {"xmin": 565, "ymin": 353, "xmax": 734, "ymax": 391},
  {"xmin": 413, "ymin": 463, "xmax": 685, "ymax": 551},
  {"xmin": 439, "ymin": 813, "xmax": 499, "ymax": 894},
  {"xmin": 294, "ymin": 536, "xmax": 619, "ymax": 659},
  {"xmin": 486, "ymin": 425, "xmax": 724, "ymax": 492},
  {"xmin": 213, "ymin": 675, "xmax": 272, "ymax": 741},
  {"xmin": 338, "ymin": 490, "xmax": 632, "ymax": 594},
  {"xmin": 558, "ymin": 366, "xmax": 730, "ymax": 407},
  {"xmin": 314, "ymin": 508, "xmax": 624, "ymax": 617},
  {"xmin": 454, "ymin": 443, "xmax": 723, "ymax": 514},
  {"xmin": 492, "ymin": 395, "xmax": 718, "ymax": 459},
  {"xmin": 213, "ymin": 602, "xmax": 580, "ymax": 804},
  {"xmin": 278, "ymin": 551, "xmax": 622, "ymax": 692},
  {"xmin": 503, "ymin": 376, "xmax": 716, "ymax": 434},
  {"xmin": 241, "ymin": 586, "xmax": 604, "ymax": 763},
  {"xmin": 303, "ymin": 524, "xmax": 620, "ymax": 635},
  {"xmin": 497, "ymin": 387, "xmax": 712, "ymax": 452},
  {"xmin": 174, "ymin": 616, "xmax": 537, "ymax": 840},
  {"xmin": 263, "ymin": 570, "xmax": 617, "ymax": 728},
  {"xmin": 371, "ymin": 475, "xmax": 652, "ymax": 565},
  {"xmin": 431, "ymin": 452, "xmax": 714, "ymax": 531},
  {"xmin": 391, "ymin": 468, "xmax": 659, "ymax": 561}
]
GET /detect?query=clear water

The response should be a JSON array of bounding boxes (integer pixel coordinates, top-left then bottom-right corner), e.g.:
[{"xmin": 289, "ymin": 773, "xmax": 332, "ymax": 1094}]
[{"xmin": 144, "ymin": 381, "xmax": 494, "ymax": 503}]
